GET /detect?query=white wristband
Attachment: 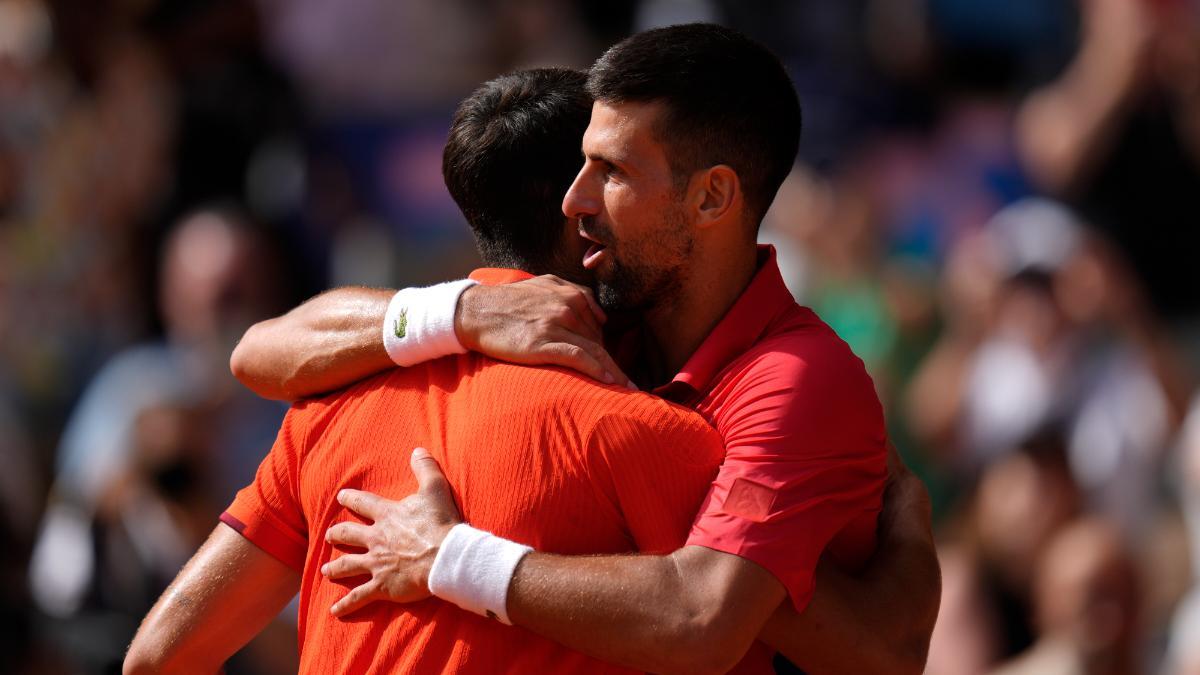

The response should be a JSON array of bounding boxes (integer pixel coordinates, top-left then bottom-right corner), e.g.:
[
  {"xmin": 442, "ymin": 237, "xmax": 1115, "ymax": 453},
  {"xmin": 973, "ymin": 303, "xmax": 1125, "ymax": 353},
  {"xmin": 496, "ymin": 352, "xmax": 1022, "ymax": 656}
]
[
  {"xmin": 382, "ymin": 279, "xmax": 478, "ymax": 367},
  {"xmin": 427, "ymin": 523, "xmax": 532, "ymax": 625}
]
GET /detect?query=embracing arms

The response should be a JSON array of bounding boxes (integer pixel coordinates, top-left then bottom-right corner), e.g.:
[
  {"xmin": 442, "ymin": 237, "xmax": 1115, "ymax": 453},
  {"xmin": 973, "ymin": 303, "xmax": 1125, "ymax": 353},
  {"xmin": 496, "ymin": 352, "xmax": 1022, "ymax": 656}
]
[
  {"xmin": 321, "ymin": 451, "xmax": 783, "ymax": 675},
  {"xmin": 230, "ymin": 276, "xmax": 626, "ymax": 400},
  {"xmin": 323, "ymin": 448, "xmax": 940, "ymax": 675},
  {"xmin": 229, "ymin": 276, "xmax": 941, "ymax": 673},
  {"xmin": 123, "ymin": 523, "xmax": 300, "ymax": 674},
  {"xmin": 507, "ymin": 544, "xmax": 784, "ymax": 674},
  {"xmin": 499, "ymin": 466, "xmax": 941, "ymax": 675}
]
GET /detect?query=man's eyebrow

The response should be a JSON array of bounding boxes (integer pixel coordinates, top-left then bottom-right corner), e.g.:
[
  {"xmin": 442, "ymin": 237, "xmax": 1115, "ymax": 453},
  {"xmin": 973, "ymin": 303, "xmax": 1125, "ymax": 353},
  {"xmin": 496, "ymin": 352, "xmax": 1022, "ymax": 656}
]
[{"xmin": 585, "ymin": 150, "xmax": 628, "ymax": 168}]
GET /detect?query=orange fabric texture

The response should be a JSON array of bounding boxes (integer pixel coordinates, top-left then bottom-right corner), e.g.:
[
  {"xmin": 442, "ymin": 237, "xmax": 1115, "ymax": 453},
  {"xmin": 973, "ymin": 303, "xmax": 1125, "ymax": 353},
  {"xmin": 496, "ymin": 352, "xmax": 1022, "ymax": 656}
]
[{"xmin": 224, "ymin": 352, "xmax": 726, "ymax": 673}]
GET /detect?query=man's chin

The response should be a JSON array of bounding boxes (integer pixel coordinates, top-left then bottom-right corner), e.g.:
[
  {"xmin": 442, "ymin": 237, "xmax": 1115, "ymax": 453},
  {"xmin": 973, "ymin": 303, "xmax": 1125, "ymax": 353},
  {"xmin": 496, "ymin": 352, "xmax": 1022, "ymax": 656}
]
[{"xmin": 597, "ymin": 283, "xmax": 638, "ymax": 314}]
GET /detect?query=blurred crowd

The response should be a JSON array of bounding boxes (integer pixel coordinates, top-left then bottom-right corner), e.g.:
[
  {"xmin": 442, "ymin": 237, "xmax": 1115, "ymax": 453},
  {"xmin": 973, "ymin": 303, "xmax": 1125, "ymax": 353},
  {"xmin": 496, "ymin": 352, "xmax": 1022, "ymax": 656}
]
[{"xmin": 0, "ymin": 0, "xmax": 1197, "ymax": 673}]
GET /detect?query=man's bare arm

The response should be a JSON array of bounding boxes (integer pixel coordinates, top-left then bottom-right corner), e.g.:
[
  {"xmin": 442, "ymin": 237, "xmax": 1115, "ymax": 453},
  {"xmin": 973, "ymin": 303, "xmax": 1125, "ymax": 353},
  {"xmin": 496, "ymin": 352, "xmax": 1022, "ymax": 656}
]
[
  {"xmin": 231, "ymin": 287, "xmax": 396, "ymax": 401},
  {"xmin": 123, "ymin": 523, "xmax": 300, "ymax": 674},
  {"xmin": 511, "ymin": 504, "xmax": 940, "ymax": 675},
  {"xmin": 1015, "ymin": 0, "xmax": 1151, "ymax": 192},
  {"xmin": 508, "ymin": 546, "xmax": 785, "ymax": 675},
  {"xmin": 326, "ymin": 501, "xmax": 784, "ymax": 675},
  {"xmin": 322, "ymin": 450, "xmax": 940, "ymax": 675},
  {"xmin": 230, "ymin": 278, "xmax": 627, "ymax": 401},
  {"xmin": 320, "ymin": 451, "xmax": 783, "ymax": 674}
]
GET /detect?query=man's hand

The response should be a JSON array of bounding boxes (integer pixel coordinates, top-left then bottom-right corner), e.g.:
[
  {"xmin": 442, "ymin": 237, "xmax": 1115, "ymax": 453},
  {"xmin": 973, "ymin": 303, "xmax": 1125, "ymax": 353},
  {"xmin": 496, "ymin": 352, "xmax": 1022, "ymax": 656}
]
[
  {"xmin": 456, "ymin": 276, "xmax": 631, "ymax": 387},
  {"xmin": 322, "ymin": 448, "xmax": 462, "ymax": 617}
]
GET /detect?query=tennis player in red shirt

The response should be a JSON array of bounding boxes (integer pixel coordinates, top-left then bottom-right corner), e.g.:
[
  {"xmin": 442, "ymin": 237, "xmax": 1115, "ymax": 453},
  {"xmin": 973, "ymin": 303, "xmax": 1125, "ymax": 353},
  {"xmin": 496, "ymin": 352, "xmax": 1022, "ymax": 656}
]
[
  {"xmin": 226, "ymin": 24, "xmax": 939, "ymax": 675},
  {"xmin": 126, "ymin": 62, "xmax": 936, "ymax": 674}
]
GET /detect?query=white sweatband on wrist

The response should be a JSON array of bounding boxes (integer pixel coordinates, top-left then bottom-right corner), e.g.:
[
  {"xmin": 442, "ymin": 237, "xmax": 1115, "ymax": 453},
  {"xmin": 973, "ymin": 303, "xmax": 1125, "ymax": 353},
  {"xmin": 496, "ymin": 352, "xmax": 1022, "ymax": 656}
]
[
  {"xmin": 427, "ymin": 523, "xmax": 532, "ymax": 625},
  {"xmin": 382, "ymin": 279, "xmax": 478, "ymax": 367}
]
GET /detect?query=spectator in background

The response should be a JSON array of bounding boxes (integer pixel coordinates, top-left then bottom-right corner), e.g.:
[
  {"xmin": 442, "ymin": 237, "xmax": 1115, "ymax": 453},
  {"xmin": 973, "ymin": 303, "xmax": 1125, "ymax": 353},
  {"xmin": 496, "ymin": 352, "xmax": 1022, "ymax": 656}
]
[
  {"xmin": 916, "ymin": 195, "xmax": 1194, "ymax": 675},
  {"xmin": 28, "ymin": 208, "xmax": 291, "ymax": 674},
  {"xmin": 1017, "ymin": 0, "xmax": 1200, "ymax": 324},
  {"xmin": 926, "ymin": 434, "xmax": 1082, "ymax": 675},
  {"xmin": 906, "ymin": 198, "xmax": 1190, "ymax": 532},
  {"xmin": 0, "ymin": 0, "xmax": 174, "ymax": 433},
  {"xmin": 992, "ymin": 518, "xmax": 1141, "ymax": 675},
  {"xmin": 975, "ymin": 436, "xmax": 1082, "ymax": 654},
  {"xmin": 40, "ymin": 209, "xmax": 286, "ymax": 511},
  {"xmin": 0, "ymin": 0, "xmax": 308, "ymax": 464}
]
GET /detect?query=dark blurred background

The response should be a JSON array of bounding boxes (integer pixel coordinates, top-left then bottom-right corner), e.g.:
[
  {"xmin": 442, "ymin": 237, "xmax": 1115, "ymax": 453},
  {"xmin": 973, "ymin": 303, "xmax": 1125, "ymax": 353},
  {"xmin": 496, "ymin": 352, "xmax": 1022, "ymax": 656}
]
[{"xmin": 1, "ymin": 0, "xmax": 1198, "ymax": 673}]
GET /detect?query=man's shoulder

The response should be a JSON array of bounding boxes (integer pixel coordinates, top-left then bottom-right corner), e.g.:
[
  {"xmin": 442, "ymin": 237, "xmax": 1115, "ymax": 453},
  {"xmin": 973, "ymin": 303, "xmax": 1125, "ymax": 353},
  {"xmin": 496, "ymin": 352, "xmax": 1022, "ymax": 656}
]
[
  {"xmin": 738, "ymin": 303, "xmax": 871, "ymax": 384},
  {"xmin": 710, "ymin": 303, "xmax": 883, "ymax": 436}
]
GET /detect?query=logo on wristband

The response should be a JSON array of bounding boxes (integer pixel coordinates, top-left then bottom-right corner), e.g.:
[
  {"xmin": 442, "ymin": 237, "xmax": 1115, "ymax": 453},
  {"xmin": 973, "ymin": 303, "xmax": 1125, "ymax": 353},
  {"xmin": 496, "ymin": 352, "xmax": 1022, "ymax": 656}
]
[{"xmin": 393, "ymin": 309, "xmax": 408, "ymax": 338}]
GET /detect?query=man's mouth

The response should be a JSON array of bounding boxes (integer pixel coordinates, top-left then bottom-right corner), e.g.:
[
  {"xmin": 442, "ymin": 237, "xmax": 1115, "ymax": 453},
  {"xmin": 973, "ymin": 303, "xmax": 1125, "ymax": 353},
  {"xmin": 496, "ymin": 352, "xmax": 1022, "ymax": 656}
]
[
  {"xmin": 583, "ymin": 242, "xmax": 609, "ymax": 269},
  {"xmin": 579, "ymin": 227, "xmax": 610, "ymax": 270}
]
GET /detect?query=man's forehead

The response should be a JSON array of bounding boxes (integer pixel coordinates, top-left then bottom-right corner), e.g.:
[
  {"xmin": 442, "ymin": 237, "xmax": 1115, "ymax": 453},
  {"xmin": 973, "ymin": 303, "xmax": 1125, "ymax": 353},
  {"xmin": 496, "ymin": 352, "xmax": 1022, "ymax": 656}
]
[{"xmin": 582, "ymin": 100, "xmax": 668, "ymax": 161}]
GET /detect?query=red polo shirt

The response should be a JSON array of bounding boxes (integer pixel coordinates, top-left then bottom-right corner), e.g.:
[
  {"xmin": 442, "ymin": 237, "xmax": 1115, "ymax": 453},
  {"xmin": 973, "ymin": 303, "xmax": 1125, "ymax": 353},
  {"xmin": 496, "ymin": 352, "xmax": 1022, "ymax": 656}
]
[{"xmin": 664, "ymin": 245, "xmax": 887, "ymax": 612}]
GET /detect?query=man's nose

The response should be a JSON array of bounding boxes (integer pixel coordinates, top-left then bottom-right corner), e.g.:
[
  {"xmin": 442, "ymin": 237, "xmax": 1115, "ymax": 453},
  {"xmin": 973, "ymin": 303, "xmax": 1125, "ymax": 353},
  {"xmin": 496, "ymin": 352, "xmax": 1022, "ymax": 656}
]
[{"xmin": 562, "ymin": 165, "xmax": 600, "ymax": 219}]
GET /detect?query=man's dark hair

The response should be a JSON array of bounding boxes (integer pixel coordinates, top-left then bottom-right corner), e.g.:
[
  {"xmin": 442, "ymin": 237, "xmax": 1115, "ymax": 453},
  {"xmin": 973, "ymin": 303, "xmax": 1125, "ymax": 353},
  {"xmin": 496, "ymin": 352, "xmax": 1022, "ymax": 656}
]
[
  {"xmin": 443, "ymin": 68, "xmax": 592, "ymax": 272},
  {"xmin": 587, "ymin": 23, "xmax": 801, "ymax": 228}
]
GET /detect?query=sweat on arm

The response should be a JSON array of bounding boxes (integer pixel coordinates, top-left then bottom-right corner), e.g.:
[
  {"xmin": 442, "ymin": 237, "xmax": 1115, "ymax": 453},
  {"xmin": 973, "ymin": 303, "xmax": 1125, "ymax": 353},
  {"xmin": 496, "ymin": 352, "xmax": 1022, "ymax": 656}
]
[{"xmin": 123, "ymin": 524, "xmax": 300, "ymax": 675}]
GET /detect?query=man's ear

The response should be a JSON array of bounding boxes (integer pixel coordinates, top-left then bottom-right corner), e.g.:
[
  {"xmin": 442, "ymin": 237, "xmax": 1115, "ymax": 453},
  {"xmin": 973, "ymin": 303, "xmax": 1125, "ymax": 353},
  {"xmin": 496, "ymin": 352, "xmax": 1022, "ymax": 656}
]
[{"xmin": 691, "ymin": 165, "xmax": 741, "ymax": 229}]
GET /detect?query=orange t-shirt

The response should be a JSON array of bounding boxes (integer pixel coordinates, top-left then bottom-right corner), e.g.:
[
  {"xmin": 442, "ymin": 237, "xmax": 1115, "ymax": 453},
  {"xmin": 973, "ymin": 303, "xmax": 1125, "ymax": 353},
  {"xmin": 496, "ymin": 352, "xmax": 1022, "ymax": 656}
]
[{"xmin": 222, "ymin": 352, "xmax": 725, "ymax": 673}]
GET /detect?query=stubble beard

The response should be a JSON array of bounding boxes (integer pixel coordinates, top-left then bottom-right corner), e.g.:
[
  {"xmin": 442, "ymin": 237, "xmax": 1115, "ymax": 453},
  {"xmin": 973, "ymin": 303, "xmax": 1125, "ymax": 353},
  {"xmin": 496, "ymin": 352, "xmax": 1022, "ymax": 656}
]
[{"xmin": 594, "ymin": 210, "xmax": 693, "ymax": 314}]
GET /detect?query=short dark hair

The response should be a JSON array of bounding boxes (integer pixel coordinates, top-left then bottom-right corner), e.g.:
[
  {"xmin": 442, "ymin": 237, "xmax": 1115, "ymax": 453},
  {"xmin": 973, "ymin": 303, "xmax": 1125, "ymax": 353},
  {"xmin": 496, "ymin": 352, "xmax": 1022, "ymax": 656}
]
[
  {"xmin": 587, "ymin": 23, "xmax": 801, "ymax": 227},
  {"xmin": 443, "ymin": 68, "xmax": 592, "ymax": 271}
]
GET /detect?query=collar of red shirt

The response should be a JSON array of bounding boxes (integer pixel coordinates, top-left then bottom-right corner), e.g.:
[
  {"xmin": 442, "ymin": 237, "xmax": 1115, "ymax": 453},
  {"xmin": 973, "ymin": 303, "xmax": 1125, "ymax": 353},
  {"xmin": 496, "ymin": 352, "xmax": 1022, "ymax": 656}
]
[
  {"xmin": 468, "ymin": 268, "xmax": 536, "ymax": 285},
  {"xmin": 466, "ymin": 244, "xmax": 794, "ymax": 400},
  {"xmin": 651, "ymin": 244, "xmax": 794, "ymax": 402}
]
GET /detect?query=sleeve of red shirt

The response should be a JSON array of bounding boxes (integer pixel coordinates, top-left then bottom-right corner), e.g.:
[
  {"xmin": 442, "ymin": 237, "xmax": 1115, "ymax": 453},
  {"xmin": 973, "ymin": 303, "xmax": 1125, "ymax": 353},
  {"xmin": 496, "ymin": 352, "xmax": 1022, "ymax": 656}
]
[
  {"xmin": 685, "ymin": 339, "xmax": 887, "ymax": 612},
  {"xmin": 221, "ymin": 404, "xmax": 311, "ymax": 573},
  {"xmin": 588, "ymin": 402, "xmax": 726, "ymax": 554}
]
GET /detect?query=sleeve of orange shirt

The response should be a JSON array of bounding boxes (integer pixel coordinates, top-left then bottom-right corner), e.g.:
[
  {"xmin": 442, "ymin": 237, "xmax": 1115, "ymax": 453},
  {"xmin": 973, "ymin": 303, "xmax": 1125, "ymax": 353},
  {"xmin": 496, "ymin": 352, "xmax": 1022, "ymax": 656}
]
[
  {"xmin": 587, "ymin": 401, "xmax": 726, "ymax": 555},
  {"xmin": 685, "ymin": 344, "xmax": 887, "ymax": 613},
  {"xmin": 220, "ymin": 404, "xmax": 312, "ymax": 573}
]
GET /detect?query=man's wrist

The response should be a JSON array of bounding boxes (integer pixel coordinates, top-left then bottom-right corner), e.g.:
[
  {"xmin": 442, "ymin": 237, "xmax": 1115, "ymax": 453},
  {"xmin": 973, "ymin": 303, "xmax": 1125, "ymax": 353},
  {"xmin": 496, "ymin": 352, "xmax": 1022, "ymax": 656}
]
[
  {"xmin": 427, "ymin": 523, "xmax": 532, "ymax": 625},
  {"xmin": 453, "ymin": 285, "xmax": 484, "ymax": 353},
  {"xmin": 382, "ymin": 279, "xmax": 478, "ymax": 367}
]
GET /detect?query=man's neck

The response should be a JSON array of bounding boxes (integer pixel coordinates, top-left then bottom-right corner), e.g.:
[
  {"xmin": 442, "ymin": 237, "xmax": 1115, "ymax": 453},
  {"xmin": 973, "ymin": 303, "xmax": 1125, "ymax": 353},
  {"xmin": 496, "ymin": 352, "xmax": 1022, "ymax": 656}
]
[{"xmin": 640, "ymin": 239, "xmax": 759, "ymax": 383}]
